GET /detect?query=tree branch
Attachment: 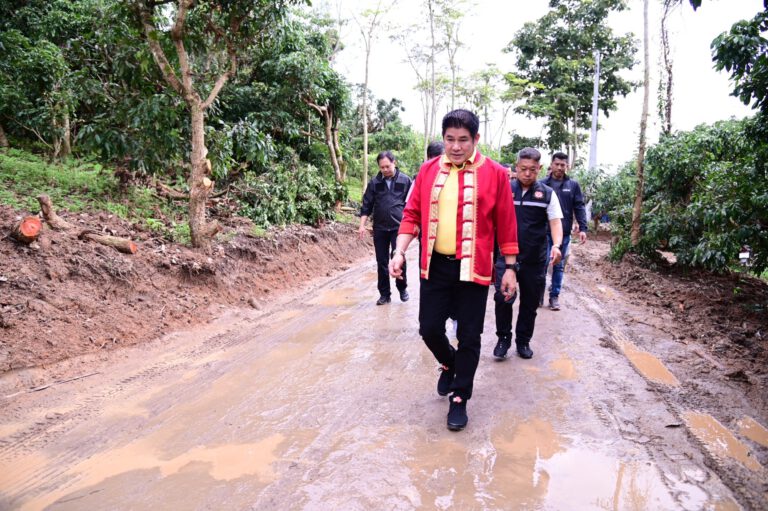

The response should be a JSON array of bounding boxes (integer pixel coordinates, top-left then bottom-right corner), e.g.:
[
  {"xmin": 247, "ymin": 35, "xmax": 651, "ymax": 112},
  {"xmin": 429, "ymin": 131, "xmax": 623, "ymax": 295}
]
[
  {"xmin": 138, "ymin": 5, "xmax": 184, "ymax": 96},
  {"xmin": 170, "ymin": 0, "xmax": 197, "ymax": 101}
]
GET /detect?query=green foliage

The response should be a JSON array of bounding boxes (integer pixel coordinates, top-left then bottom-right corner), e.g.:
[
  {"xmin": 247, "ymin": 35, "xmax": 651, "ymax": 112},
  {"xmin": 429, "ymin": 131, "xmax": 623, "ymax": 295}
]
[
  {"xmin": 235, "ymin": 155, "xmax": 342, "ymax": 228},
  {"xmin": 500, "ymin": 134, "xmax": 545, "ymax": 163},
  {"xmin": 711, "ymin": 7, "xmax": 768, "ymax": 115},
  {"xmin": 609, "ymin": 118, "xmax": 768, "ymax": 275},
  {"xmin": 367, "ymin": 120, "xmax": 425, "ymax": 176},
  {"xmin": 504, "ymin": 0, "xmax": 637, "ymax": 150}
]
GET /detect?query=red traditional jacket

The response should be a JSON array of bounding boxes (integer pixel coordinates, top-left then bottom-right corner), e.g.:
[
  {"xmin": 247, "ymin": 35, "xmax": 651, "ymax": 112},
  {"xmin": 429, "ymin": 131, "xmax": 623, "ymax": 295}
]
[{"xmin": 399, "ymin": 151, "xmax": 519, "ymax": 285}]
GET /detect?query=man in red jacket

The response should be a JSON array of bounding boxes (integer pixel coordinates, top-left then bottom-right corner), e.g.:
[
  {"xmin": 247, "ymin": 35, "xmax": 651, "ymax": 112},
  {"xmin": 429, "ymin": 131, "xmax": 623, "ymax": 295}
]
[{"xmin": 389, "ymin": 109, "xmax": 519, "ymax": 431}]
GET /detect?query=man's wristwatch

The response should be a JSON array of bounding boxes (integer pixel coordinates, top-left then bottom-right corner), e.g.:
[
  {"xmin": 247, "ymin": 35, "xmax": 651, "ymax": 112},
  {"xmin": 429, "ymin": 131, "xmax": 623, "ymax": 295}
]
[
  {"xmin": 552, "ymin": 244, "xmax": 562, "ymax": 250},
  {"xmin": 391, "ymin": 248, "xmax": 405, "ymax": 258},
  {"xmin": 504, "ymin": 262, "xmax": 520, "ymax": 272}
]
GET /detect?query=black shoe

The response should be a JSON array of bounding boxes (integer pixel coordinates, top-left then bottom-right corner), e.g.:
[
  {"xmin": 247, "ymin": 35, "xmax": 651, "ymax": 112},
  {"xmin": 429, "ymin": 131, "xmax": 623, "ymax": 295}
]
[
  {"xmin": 549, "ymin": 296, "xmax": 560, "ymax": 311},
  {"xmin": 447, "ymin": 395, "xmax": 468, "ymax": 431},
  {"xmin": 516, "ymin": 343, "xmax": 534, "ymax": 359},
  {"xmin": 399, "ymin": 290, "xmax": 410, "ymax": 302},
  {"xmin": 437, "ymin": 364, "xmax": 455, "ymax": 396},
  {"xmin": 376, "ymin": 295, "xmax": 391, "ymax": 306},
  {"xmin": 493, "ymin": 336, "xmax": 512, "ymax": 360}
]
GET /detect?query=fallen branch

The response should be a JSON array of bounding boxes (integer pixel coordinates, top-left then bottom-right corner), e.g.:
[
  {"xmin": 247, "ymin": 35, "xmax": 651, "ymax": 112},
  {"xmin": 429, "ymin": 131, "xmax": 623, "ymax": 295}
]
[
  {"xmin": 37, "ymin": 194, "xmax": 74, "ymax": 230},
  {"xmin": 13, "ymin": 216, "xmax": 42, "ymax": 243},
  {"xmin": 155, "ymin": 180, "xmax": 189, "ymax": 200},
  {"xmin": 78, "ymin": 229, "xmax": 138, "ymax": 254}
]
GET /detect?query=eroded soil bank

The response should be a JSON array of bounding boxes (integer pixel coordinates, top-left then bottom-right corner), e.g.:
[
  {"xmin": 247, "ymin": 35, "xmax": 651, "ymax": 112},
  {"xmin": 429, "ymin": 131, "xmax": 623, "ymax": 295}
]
[{"xmin": 0, "ymin": 204, "xmax": 371, "ymax": 373}]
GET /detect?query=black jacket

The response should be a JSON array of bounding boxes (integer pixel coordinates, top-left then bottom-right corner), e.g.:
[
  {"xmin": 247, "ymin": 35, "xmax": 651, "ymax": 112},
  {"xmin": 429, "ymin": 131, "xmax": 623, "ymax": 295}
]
[
  {"xmin": 360, "ymin": 169, "xmax": 412, "ymax": 231},
  {"xmin": 540, "ymin": 174, "xmax": 588, "ymax": 235},
  {"xmin": 512, "ymin": 179, "xmax": 555, "ymax": 265}
]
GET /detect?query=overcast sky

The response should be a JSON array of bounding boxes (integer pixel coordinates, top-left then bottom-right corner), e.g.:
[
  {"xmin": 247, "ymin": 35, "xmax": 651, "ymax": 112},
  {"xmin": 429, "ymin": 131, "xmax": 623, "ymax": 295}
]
[{"xmin": 330, "ymin": 0, "xmax": 763, "ymax": 169}]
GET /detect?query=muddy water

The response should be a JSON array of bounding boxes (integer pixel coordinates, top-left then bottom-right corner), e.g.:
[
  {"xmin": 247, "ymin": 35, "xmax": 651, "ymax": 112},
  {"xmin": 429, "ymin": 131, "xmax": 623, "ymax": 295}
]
[{"xmin": 0, "ymin": 257, "xmax": 742, "ymax": 510}]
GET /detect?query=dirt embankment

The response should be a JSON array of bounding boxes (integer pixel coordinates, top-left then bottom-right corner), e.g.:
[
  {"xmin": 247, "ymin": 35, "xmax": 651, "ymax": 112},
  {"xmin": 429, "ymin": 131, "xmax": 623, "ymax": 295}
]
[{"xmin": 0, "ymin": 205, "xmax": 372, "ymax": 372}]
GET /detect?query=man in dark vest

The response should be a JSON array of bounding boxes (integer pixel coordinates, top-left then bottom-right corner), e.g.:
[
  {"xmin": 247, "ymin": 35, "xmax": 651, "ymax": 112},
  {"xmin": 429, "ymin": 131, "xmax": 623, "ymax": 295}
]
[
  {"xmin": 359, "ymin": 151, "xmax": 412, "ymax": 305},
  {"xmin": 493, "ymin": 147, "xmax": 563, "ymax": 360}
]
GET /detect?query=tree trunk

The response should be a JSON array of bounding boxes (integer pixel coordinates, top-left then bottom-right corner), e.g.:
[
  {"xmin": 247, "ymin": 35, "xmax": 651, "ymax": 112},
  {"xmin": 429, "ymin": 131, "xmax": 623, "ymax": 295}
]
[
  {"xmin": 323, "ymin": 109, "xmax": 342, "ymax": 182},
  {"xmin": 362, "ymin": 48, "xmax": 371, "ymax": 191},
  {"xmin": 631, "ymin": 0, "xmax": 651, "ymax": 247},
  {"xmin": 571, "ymin": 112, "xmax": 578, "ymax": 167},
  {"xmin": 428, "ymin": 0, "xmax": 437, "ymax": 140},
  {"xmin": 188, "ymin": 105, "xmax": 218, "ymax": 249},
  {"xmin": 333, "ymin": 118, "xmax": 346, "ymax": 182},
  {"xmin": 0, "ymin": 122, "xmax": 8, "ymax": 148},
  {"xmin": 660, "ymin": 0, "xmax": 674, "ymax": 135},
  {"xmin": 61, "ymin": 111, "xmax": 71, "ymax": 158}
]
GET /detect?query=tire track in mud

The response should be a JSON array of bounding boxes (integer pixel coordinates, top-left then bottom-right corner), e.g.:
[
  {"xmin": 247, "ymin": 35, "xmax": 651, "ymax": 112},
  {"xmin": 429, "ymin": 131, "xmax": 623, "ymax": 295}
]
[{"xmin": 568, "ymin": 256, "xmax": 767, "ymax": 511}]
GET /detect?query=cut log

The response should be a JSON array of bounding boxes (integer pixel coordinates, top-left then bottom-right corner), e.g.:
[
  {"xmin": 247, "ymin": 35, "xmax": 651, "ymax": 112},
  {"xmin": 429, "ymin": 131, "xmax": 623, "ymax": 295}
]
[
  {"xmin": 13, "ymin": 216, "xmax": 42, "ymax": 243},
  {"xmin": 78, "ymin": 230, "xmax": 138, "ymax": 254},
  {"xmin": 37, "ymin": 195, "xmax": 74, "ymax": 230}
]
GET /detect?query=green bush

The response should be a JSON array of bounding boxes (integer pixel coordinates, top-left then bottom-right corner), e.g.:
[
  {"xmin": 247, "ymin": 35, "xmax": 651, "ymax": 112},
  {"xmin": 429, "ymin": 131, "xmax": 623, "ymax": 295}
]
[
  {"xmin": 609, "ymin": 117, "xmax": 768, "ymax": 274},
  {"xmin": 235, "ymin": 158, "xmax": 342, "ymax": 228}
]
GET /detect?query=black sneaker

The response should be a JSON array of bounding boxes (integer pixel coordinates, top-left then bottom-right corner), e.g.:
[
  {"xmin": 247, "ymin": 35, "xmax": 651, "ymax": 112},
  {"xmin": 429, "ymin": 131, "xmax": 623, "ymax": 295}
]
[
  {"xmin": 437, "ymin": 364, "xmax": 455, "ymax": 396},
  {"xmin": 399, "ymin": 290, "xmax": 410, "ymax": 302},
  {"xmin": 447, "ymin": 395, "xmax": 468, "ymax": 431},
  {"xmin": 549, "ymin": 296, "xmax": 560, "ymax": 311},
  {"xmin": 376, "ymin": 295, "xmax": 391, "ymax": 306},
  {"xmin": 516, "ymin": 343, "xmax": 534, "ymax": 359},
  {"xmin": 493, "ymin": 336, "xmax": 512, "ymax": 360}
]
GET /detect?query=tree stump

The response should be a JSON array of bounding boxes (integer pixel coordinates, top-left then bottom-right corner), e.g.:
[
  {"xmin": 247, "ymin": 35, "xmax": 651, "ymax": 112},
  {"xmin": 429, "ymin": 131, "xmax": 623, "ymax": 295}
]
[
  {"xmin": 37, "ymin": 195, "xmax": 74, "ymax": 230},
  {"xmin": 13, "ymin": 216, "xmax": 42, "ymax": 244}
]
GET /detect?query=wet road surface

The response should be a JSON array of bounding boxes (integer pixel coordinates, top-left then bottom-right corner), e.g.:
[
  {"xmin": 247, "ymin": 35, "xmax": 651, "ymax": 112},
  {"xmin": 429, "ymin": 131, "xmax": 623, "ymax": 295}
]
[{"xmin": 0, "ymin": 252, "xmax": 758, "ymax": 510}]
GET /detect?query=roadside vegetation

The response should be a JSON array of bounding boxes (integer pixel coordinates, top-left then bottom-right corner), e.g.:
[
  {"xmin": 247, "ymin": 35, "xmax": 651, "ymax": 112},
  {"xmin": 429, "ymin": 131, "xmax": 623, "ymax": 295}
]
[{"xmin": 0, "ymin": 0, "xmax": 765, "ymax": 281}]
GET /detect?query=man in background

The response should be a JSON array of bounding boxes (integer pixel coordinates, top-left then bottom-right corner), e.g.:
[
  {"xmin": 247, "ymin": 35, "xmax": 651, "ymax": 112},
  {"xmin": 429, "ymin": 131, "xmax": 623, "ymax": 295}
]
[
  {"xmin": 539, "ymin": 152, "xmax": 588, "ymax": 311},
  {"xmin": 359, "ymin": 151, "xmax": 412, "ymax": 305}
]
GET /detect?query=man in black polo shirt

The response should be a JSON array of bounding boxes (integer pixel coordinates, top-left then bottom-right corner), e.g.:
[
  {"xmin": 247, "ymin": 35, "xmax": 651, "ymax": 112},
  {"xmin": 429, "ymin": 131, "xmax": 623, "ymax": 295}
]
[
  {"xmin": 359, "ymin": 151, "xmax": 412, "ymax": 305},
  {"xmin": 493, "ymin": 148, "xmax": 563, "ymax": 360}
]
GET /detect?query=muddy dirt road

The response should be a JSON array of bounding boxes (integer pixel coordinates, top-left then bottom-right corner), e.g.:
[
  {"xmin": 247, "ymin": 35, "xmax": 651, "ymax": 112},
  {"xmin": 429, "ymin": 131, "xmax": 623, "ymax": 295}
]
[{"xmin": 1, "ymin": 248, "xmax": 765, "ymax": 510}]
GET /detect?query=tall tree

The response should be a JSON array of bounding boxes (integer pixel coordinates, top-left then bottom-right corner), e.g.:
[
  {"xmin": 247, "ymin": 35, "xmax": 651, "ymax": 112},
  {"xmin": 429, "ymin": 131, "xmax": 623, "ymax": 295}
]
[
  {"xmin": 354, "ymin": 0, "xmax": 397, "ymax": 191},
  {"xmin": 131, "ymin": 0, "xmax": 302, "ymax": 249},
  {"xmin": 392, "ymin": 0, "xmax": 443, "ymax": 156},
  {"xmin": 658, "ymin": 0, "xmax": 679, "ymax": 135},
  {"xmin": 631, "ymin": 0, "xmax": 651, "ymax": 246},
  {"xmin": 434, "ymin": 0, "xmax": 466, "ymax": 111},
  {"xmin": 505, "ymin": 0, "xmax": 637, "ymax": 165}
]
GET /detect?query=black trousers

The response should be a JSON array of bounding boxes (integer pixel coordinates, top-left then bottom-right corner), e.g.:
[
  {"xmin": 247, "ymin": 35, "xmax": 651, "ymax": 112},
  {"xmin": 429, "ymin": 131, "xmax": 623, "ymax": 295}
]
[
  {"xmin": 494, "ymin": 259, "xmax": 545, "ymax": 345},
  {"xmin": 419, "ymin": 253, "xmax": 489, "ymax": 400},
  {"xmin": 373, "ymin": 229, "xmax": 407, "ymax": 298}
]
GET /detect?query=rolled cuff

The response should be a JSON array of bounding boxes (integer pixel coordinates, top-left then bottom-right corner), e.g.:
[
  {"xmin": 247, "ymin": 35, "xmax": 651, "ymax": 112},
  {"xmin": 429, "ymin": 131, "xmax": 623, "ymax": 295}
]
[
  {"xmin": 499, "ymin": 242, "xmax": 519, "ymax": 256},
  {"xmin": 398, "ymin": 220, "xmax": 420, "ymax": 236}
]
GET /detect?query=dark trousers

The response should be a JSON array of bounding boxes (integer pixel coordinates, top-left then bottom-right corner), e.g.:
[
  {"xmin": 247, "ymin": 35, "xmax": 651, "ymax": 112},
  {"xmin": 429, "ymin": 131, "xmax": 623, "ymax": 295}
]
[
  {"xmin": 494, "ymin": 260, "xmax": 545, "ymax": 345},
  {"xmin": 419, "ymin": 253, "xmax": 489, "ymax": 400},
  {"xmin": 373, "ymin": 229, "xmax": 406, "ymax": 298}
]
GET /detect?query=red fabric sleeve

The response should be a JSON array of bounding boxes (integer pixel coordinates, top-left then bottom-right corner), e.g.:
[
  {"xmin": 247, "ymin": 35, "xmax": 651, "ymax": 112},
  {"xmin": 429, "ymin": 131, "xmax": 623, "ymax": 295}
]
[
  {"xmin": 495, "ymin": 167, "xmax": 519, "ymax": 256},
  {"xmin": 398, "ymin": 162, "xmax": 426, "ymax": 237}
]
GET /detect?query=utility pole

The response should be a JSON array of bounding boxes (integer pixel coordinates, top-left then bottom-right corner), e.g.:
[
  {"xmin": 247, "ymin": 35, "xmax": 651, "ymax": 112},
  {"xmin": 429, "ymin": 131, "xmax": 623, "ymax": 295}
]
[{"xmin": 588, "ymin": 50, "xmax": 601, "ymax": 169}]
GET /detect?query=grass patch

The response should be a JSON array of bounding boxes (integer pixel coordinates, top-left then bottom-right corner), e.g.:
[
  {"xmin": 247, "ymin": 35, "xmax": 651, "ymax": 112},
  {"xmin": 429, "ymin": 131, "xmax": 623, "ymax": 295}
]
[
  {"xmin": 0, "ymin": 148, "xmax": 187, "ymax": 242},
  {"xmin": 346, "ymin": 176, "xmax": 364, "ymax": 204}
]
